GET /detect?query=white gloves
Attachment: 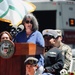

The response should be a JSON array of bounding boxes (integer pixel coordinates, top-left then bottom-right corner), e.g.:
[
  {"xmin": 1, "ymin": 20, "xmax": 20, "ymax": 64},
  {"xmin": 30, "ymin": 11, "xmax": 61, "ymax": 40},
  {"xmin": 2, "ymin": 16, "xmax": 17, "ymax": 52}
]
[{"xmin": 60, "ymin": 69, "xmax": 68, "ymax": 75}]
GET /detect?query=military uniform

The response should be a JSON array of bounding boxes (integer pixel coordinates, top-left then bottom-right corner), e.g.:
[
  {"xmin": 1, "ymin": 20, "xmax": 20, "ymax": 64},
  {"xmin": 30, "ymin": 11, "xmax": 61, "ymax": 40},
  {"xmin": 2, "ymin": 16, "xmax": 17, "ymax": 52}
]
[
  {"xmin": 58, "ymin": 42, "xmax": 72, "ymax": 71},
  {"xmin": 43, "ymin": 47, "xmax": 64, "ymax": 75},
  {"xmin": 42, "ymin": 29, "xmax": 64, "ymax": 75},
  {"xmin": 24, "ymin": 57, "xmax": 38, "ymax": 75}
]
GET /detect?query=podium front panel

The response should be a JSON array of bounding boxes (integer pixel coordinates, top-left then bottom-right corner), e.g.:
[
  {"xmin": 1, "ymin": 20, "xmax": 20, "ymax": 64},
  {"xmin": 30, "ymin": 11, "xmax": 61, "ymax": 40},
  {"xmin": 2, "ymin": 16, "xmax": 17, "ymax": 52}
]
[{"xmin": 0, "ymin": 43, "xmax": 44, "ymax": 75}]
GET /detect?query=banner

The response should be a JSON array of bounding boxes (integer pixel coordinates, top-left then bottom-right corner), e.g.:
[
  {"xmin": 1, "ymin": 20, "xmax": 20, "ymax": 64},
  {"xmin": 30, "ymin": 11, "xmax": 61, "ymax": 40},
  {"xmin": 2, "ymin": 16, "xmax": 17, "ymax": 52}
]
[{"xmin": 0, "ymin": 0, "xmax": 36, "ymax": 27}]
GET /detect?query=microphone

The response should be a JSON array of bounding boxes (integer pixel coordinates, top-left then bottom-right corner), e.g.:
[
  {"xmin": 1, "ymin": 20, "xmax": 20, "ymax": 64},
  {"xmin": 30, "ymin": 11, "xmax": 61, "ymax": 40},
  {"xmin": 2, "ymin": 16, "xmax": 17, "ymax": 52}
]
[
  {"xmin": 10, "ymin": 26, "xmax": 17, "ymax": 37},
  {"xmin": 17, "ymin": 24, "xmax": 24, "ymax": 32}
]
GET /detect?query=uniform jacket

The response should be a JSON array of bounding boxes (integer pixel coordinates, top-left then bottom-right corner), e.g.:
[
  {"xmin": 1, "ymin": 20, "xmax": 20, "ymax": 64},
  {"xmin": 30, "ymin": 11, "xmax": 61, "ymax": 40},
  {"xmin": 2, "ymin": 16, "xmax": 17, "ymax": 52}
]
[
  {"xmin": 44, "ymin": 47, "xmax": 64, "ymax": 75},
  {"xmin": 58, "ymin": 42, "xmax": 72, "ymax": 70}
]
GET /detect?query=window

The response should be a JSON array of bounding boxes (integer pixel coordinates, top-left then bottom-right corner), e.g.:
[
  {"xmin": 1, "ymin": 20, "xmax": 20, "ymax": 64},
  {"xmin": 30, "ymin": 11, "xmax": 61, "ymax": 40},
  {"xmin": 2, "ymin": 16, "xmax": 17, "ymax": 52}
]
[{"xmin": 69, "ymin": 18, "xmax": 75, "ymax": 26}]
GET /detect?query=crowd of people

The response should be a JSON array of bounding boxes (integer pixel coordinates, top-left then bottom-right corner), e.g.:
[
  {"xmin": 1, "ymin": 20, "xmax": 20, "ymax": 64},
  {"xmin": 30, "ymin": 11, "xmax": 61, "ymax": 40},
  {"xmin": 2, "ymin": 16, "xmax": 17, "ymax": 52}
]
[{"xmin": 0, "ymin": 13, "xmax": 72, "ymax": 75}]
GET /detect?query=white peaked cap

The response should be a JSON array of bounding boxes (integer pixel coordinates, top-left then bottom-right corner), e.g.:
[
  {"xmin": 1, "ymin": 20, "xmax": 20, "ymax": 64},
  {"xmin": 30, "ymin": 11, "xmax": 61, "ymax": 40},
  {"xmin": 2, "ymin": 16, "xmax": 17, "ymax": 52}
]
[
  {"xmin": 42, "ymin": 29, "xmax": 58, "ymax": 38},
  {"xmin": 55, "ymin": 29, "xmax": 62, "ymax": 36}
]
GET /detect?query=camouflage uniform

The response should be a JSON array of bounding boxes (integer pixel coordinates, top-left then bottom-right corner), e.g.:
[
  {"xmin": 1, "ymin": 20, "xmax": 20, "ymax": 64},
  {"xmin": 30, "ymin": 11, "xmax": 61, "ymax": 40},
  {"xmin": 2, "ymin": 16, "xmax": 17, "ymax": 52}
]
[
  {"xmin": 55, "ymin": 29, "xmax": 72, "ymax": 71},
  {"xmin": 58, "ymin": 42, "xmax": 72, "ymax": 71}
]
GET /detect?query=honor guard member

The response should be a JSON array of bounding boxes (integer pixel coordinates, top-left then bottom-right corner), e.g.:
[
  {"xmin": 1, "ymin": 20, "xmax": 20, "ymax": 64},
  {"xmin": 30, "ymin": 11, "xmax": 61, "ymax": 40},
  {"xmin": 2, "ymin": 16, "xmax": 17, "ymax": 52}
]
[
  {"xmin": 42, "ymin": 29, "xmax": 64, "ymax": 75},
  {"xmin": 54, "ymin": 29, "xmax": 72, "ymax": 75},
  {"xmin": 24, "ymin": 57, "xmax": 38, "ymax": 65},
  {"xmin": 24, "ymin": 57, "xmax": 38, "ymax": 75}
]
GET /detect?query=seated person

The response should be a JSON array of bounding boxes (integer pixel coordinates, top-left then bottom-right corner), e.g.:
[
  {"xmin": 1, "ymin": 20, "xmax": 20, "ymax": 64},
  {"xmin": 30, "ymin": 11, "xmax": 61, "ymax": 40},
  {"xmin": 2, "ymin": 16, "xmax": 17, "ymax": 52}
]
[{"xmin": 42, "ymin": 29, "xmax": 64, "ymax": 75}]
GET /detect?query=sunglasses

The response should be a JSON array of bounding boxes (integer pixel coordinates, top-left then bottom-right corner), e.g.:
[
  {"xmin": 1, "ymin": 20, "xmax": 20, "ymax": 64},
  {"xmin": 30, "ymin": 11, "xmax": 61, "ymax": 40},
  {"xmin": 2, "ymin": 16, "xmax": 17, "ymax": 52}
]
[{"xmin": 25, "ymin": 20, "xmax": 33, "ymax": 24}]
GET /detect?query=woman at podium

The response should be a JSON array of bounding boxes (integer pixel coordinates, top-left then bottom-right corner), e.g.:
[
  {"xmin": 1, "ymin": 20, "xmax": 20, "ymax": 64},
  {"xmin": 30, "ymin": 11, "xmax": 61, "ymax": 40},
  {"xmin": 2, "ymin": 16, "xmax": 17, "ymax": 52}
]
[
  {"xmin": 14, "ymin": 13, "xmax": 44, "ymax": 47},
  {"xmin": 14, "ymin": 13, "xmax": 45, "ymax": 75}
]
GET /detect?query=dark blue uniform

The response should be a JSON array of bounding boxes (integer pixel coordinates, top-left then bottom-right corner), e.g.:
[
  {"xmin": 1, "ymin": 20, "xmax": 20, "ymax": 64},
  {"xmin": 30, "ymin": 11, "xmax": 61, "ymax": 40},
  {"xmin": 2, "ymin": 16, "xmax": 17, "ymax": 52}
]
[{"xmin": 44, "ymin": 47, "xmax": 64, "ymax": 75}]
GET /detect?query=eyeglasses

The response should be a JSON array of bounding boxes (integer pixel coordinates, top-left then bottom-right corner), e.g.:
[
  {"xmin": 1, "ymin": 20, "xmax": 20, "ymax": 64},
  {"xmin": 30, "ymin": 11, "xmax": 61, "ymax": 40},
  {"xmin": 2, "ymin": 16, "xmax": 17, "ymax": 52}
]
[{"xmin": 25, "ymin": 20, "xmax": 33, "ymax": 24}]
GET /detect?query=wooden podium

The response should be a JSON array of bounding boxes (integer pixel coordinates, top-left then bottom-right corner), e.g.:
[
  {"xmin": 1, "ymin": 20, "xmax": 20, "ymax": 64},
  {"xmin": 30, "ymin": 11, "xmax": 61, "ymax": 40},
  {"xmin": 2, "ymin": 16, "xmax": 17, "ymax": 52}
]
[{"xmin": 0, "ymin": 43, "xmax": 44, "ymax": 75}]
